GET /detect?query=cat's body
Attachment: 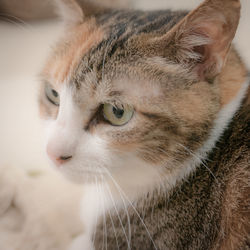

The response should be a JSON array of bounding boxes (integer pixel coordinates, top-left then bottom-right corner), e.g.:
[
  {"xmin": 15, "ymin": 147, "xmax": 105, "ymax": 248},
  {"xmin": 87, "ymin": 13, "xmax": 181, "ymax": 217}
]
[{"xmin": 39, "ymin": 0, "xmax": 250, "ymax": 249}]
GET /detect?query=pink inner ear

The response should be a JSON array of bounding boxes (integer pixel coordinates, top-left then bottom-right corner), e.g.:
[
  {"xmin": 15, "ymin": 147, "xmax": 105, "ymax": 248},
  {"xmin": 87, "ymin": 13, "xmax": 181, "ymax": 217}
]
[
  {"xmin": 193, "ymin": 45, "xmax": 206, "ymax": 62},
  {"xmin": 192, "ymin": 21, "xmax": 233, "ymax": 81},
  {"xmin": 162, "ymin": 0, "xmax": 241, "ymax": 82}
]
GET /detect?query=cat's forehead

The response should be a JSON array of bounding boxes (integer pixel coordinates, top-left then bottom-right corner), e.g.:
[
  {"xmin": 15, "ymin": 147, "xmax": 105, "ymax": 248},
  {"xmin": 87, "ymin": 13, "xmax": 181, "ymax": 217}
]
[
  {"xmin": 42, "ymin": 18, "xmax": 104, "ymax": 87},
  {"xmin": 42, "ymin": 10, "xmax": 186, "ymax": 90}
]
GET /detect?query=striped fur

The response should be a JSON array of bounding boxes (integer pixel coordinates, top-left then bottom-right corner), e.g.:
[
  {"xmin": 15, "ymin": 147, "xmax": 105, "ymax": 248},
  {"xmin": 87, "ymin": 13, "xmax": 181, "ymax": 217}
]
[{"xmin": 39, "ymin": 0, "xmax": 249, "ymax": 249}]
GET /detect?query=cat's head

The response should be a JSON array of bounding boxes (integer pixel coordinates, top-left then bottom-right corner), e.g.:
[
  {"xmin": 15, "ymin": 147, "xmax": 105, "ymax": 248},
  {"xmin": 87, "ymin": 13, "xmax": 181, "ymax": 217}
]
[{"xmin": 39, "ymin": 0, "xmax": 244, "ymax": 191}]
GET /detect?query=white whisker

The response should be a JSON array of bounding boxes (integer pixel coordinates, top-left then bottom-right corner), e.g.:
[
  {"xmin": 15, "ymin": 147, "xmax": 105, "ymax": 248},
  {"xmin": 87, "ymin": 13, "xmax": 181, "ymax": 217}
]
[
  {"xmin": 103, "ymin": 177, "xmax": 131, "ymax": 249},
  {"xmin": 103, "ymin": 168, "xmax": 158, "ymax": 250},
  {"xmin": 97, "ymin": 180, "xmax": 107, "ymax": 250},
  {"xmin": 177, "ymin": 143, "xmax": 218, "ymax": 183},
  {"xmin": 92, "ymin": 176, "xmax": 100, "ymax": 246},
  {"xmin": 102, "ymin": 177, "xmax": 120, "ymax": 250}
]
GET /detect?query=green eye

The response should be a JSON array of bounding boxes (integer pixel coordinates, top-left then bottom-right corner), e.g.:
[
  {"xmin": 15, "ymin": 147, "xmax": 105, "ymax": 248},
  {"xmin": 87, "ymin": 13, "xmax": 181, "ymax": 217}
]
[
  {"xmin": 45, "ymin": 85, "xmax": 60, "ymax": 106},
  {"xmin": 103, "ymin": 103, "xmax": 134, "ymax": 126}
]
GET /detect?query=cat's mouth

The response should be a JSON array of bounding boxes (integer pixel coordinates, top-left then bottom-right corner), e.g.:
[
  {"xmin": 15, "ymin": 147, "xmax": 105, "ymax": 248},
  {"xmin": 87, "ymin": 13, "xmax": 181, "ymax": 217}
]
[{"xmin": 59, "ymin": 164, "xmax": 109, "ymax": 184}]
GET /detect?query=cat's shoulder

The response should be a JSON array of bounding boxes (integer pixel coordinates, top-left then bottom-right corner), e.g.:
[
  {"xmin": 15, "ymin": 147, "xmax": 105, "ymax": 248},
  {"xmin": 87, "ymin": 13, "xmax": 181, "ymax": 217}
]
[{"xmin": 212, "ymin": 84, "xmax": 250, "ymax": 249}]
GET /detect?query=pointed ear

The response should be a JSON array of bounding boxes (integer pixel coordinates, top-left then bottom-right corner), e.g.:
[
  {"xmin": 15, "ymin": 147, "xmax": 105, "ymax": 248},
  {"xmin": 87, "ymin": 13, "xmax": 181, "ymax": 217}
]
[
  {"xmin": 54, "ymin": 0, "xmax": 84, "ymax": 25},
  {"xmin": 156, "ymin": 0, "xmax": 241, "ymax": 81}
]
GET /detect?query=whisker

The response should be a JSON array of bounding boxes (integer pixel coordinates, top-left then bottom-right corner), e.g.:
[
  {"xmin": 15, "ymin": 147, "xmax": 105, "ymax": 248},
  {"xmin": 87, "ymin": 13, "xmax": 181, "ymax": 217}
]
[
  {"xmin": 177, "ymin": 143, "xmax": 218, "ymax": 183},
  {"xmin": 102, "ymin": 177, "xmax": 120, "ymax": 250},
  {"xmin": 103, "ymin": 176, "xmax": 131, "ymax": 249},
  {"xmin": 103, "ymin": 168, "xmax": 158, "ymax": 250},
  {"xmin": 109, "ymin": 177, "xmax": 131, "ymax": 248},
  {"xmin": 92, "ymin": 176, "xmax": 100, "ymax": 247},
  {"xmin": 97, "ymin": 179, "xmax": 107, "ymax": 250},
  {"xmin": 101, "ymin": 178, "xmax": 108, "ymax": 250}
]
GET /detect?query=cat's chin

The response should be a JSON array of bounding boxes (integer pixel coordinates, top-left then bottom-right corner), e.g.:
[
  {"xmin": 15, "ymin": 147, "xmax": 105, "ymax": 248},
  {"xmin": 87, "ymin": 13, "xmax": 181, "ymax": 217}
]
[{"xmin": 60, "ymin": 168, "xmax": 107, "ymax": 184}]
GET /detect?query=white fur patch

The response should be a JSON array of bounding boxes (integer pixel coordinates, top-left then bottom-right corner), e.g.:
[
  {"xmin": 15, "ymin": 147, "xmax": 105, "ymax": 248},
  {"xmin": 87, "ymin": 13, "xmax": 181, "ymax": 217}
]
[{"xmin": 45, "ymin": 86, "xmax": 109, "ymax": 182}]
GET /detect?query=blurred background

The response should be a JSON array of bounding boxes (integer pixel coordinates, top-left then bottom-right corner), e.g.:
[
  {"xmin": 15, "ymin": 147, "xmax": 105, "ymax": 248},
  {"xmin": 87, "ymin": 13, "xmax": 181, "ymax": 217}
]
[{"xmin": 0, "ymin": 0, "xmax": 249, "ymax": 171}]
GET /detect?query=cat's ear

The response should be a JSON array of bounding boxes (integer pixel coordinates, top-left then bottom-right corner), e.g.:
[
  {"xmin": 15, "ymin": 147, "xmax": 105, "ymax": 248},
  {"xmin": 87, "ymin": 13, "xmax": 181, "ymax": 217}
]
[
  {"xmin": 54, "ymin": 0, "xmax": 84, "ymax": 25},
  {"xmin": 155, "ymin": 0, "xmax": 241, "ymax": 81}
]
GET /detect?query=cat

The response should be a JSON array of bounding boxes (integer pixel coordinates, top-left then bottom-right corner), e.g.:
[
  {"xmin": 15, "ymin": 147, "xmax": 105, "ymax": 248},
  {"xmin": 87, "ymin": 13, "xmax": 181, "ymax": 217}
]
[{"xmin": 39, "ymin": 0, "xmax": 250, "ymax": 249}]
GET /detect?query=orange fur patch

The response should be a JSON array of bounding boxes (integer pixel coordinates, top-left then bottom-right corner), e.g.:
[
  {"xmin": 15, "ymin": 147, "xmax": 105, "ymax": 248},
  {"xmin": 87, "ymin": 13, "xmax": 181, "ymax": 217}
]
[
  {"xmin": 42, "ymin": 18, "xmax": 104, "ymax": 88},
  {"xmin": 219, "ymin": 49, "xmax": 247, "ymax": 106}
]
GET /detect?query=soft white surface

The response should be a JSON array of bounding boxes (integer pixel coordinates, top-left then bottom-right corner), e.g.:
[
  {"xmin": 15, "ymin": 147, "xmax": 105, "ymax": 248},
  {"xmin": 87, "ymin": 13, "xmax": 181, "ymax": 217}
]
[
  {"xmin": 0, "ymin": 165, "xmax": 83, "ymax": 250},
  {"xmin": 0, "ymin": 0, "xmax": 249, "ymax": 170}
]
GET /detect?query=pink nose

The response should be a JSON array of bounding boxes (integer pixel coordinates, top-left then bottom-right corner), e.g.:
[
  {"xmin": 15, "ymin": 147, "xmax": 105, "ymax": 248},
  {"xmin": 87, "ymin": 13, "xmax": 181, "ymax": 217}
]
[{"xmin": 46, "ymin": 146, "xmax": 72, "ymax": 167}]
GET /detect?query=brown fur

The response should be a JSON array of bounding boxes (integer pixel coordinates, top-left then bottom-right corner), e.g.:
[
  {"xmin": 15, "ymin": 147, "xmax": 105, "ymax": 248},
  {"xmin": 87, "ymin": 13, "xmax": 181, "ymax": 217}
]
[
  {"xmin": 213, "ymin": 89, "xmax": 250, "ymax": 250},
  {"xmin": 94, "ymin": 89, "xmax": 250, "ymax": 250},
  {"xmin": 219, "ymin": 50, "xmax": 247, "ymax": 106},
  {"xmin": 39, "ymin": 0, "xmax": 249, "ymax": 249}
]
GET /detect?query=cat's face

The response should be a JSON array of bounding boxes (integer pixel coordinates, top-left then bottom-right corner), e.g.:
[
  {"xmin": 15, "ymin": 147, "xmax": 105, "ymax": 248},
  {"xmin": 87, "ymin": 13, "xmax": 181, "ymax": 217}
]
[{"xmin": 39, "ymin": 0, "xmax": 240, "ymax": 189}]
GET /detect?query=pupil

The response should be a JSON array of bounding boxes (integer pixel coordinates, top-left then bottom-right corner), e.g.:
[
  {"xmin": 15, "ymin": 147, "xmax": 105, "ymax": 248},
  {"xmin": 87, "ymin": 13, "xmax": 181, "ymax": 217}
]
[
  {"xmin": 113, "ymin": 107, "xmax": 124, "ymax": 119},
  {"xmin": 52, "ymin": 89, "xmax": 58, "ymax": 97}
]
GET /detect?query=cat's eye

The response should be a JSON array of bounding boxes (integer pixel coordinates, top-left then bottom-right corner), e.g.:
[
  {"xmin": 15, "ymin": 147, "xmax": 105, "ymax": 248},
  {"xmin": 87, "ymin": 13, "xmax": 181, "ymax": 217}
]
[
  {"xmin": 103, "ymin": 103, "xmax": 134, "ymax": 126},
  {"xmin": 45, "ymin": 85, "xmax": 60, "ymax": 106}
]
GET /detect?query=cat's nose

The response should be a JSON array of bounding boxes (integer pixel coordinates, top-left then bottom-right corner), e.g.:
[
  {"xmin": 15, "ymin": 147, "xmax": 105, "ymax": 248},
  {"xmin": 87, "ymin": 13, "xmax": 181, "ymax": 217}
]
[
  {"xmin": 49, "ymin": 153, "xmax": 73, "ymax": 167},
  {"xmin": 46, "ymin": 145, "xmax": 73, "ymax": 167}
]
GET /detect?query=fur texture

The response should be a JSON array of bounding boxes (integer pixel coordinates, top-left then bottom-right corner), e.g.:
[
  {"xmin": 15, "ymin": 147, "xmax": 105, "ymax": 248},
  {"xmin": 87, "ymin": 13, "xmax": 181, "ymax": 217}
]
[
  {"xmin": 38, "ymin": 0, "xmax": 249, "ymax": 249},
  {"xmin": 93, "ymin": 80, "xmax": 249, "ymax": 250}
]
